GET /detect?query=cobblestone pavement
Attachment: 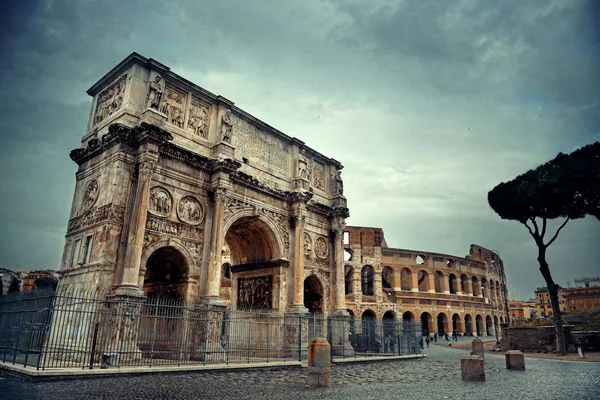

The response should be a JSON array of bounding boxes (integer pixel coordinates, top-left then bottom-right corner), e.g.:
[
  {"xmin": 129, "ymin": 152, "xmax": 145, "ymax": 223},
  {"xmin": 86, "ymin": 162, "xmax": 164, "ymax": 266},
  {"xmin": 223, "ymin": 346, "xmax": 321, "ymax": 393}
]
[{"xmin": 1, "ymin": 340, "xmax": 599, "ymax": 400}]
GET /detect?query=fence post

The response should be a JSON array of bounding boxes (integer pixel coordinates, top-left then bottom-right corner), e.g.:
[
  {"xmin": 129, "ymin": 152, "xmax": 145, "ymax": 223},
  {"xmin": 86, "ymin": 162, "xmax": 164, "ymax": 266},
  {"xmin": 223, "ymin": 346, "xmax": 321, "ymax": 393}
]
[
  {"xmin": 149, "ymin": 300, "xmax": 159, "ymax": 367},
  {"xmin": 12, "ymin": 294, "xmax": 27, "ymax": 365},
  {"xmin": 247, "ymin": 320, "xmax": 251, "ymax": 364},
  {"xmin": 89, "ymin": 322, "xmax": 99, "ymax": 369},
  {"xmin": 297, "ymin": 315, "xmax": 302, "ymax": 362}
]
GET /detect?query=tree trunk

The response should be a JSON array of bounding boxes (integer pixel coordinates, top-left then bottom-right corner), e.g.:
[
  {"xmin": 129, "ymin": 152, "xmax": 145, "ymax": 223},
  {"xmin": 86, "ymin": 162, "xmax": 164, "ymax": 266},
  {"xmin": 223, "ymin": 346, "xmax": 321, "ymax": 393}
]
[{"xmin": 537, "ymin": 246, "xmax": 567, "ymax": 355}]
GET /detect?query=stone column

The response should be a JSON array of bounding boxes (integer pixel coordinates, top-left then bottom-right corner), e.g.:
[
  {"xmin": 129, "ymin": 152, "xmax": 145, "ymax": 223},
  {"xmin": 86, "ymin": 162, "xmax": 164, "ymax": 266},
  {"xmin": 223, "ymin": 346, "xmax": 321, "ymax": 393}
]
[
  {"xmin": 332, "ymin": 228, "xmax": 346, "ymax": 312},
  {"xmin": 428, "ymin": 275, "xmax": 435, "ymax": 293},
  {"xmin": 291, "ymin": 206, "xmax": 307, "ymax": 311},
  {"xmin": 117, "ymin": 144, "xmax": 159, "ymax": 295},
  {"xmin": 466, "ymin": 279, "xmax": 473, "ymax": 296},
  {"xmin": 410, "ymin": 271, "xmax": 419, "ymax": 292},
  {"xmin": 442, "ymin": 274, "xmax": 450, "ymax": 294},
  {"xmin": 205, "ymin": 186, "xmax": 227, "ymax": 301}
]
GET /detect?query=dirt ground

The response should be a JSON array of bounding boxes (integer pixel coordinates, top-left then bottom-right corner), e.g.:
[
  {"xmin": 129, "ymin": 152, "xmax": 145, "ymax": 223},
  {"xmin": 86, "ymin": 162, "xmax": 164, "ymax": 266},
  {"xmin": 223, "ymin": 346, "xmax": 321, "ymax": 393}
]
[{"xmin": 437, "ymin": 340, "xmax": 600, "ymax": 362}]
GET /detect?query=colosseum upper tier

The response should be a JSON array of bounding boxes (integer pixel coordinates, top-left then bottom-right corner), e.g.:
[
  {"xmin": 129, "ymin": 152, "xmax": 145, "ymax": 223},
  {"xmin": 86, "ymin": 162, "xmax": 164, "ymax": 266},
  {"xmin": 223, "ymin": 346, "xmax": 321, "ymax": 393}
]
[{"xmin": 343, "ymin": 226, "xmax": 508, "ymax": 337}]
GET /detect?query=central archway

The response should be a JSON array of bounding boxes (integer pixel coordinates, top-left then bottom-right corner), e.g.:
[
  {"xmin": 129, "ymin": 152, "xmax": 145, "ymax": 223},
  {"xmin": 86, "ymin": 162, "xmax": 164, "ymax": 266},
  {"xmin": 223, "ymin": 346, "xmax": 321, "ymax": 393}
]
[{"xmin": 224, "ymin": 216, "xmax": 281, "ymax": 265}]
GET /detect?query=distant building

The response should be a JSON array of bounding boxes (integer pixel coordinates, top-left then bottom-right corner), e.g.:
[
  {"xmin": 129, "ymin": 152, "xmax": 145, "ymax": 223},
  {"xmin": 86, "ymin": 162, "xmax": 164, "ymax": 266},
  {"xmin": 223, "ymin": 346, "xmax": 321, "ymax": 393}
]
[
  {"xmin": 574, "ymin": 276, "xmax": 600, "ymax": 288},
  {"xmin": 509, "ymin": 300, "xmax": 537, "ymax": 321},
  {"xmin": 563, "ymin": 286, "xmax": 600, "ymax": 312},
  {"xmin": 534, "ymin": 286, "xmax": 566, "ymax": 318}
]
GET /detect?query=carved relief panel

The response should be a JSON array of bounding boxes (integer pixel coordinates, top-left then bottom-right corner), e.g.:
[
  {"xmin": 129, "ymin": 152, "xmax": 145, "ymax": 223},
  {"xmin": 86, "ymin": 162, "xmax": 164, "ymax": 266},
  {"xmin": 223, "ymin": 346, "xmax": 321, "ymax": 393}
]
[
  {"xmin": 82, "ymin": 179, "xmax": 99, "ymax": 211},
  {"xmin": 237, "ymin": 276, "xmax": 273, "ymax": 309},
  {"xmin": 177, "ymin": 196, "xmax": 204, "ymax": 225},
  {"xmin": 187, "ymin": 97, "xmax": 210, "ymax": 138},
  {"xmin": 304, "ymin": 232, "xmax": 312, "ymax": 255},
  {"xmin": 94, "ymin": 75, "xmax": 127, "ymax": 124},
  {"xmin": 309, "ymin": 160, "xmax": 326, "ymax": 191},
  {"xmin": 314, "ymin": 236, "xmax": 329, "ymax": 259},
  {"xmin": 149, "ymin": 187, "xmax": 173, "ymax": 217},
  {"xmin": 159, "ymin": 85, "xmax": 187, "ymax": 129}
]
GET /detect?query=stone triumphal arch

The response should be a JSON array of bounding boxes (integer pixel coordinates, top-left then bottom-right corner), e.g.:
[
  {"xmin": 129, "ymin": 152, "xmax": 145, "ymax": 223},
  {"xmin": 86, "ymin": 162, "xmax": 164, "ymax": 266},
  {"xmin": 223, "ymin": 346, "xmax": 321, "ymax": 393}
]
[{"xmin": 60, "ymin": 52, "xmax": 350, "ymax": 318}]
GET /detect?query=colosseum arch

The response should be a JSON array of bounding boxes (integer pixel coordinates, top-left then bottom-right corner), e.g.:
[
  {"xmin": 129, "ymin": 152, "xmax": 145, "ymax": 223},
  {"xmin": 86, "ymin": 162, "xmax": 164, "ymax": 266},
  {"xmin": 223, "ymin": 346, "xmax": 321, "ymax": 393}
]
[
  {"xmin": 437, "ymin": 312, "xmax": 448, "ymax": 335},
  {"xmin": 344, "ymin": 265, "xmax": 354, "ymax": 295},
  {"xmin": 452, "ymin": 313, "xmax": 462, "ymax": 334},
  {"xmin": 418, "ymin": 270, "xmax": 430, "ymax": 292},
  {"xmin": 361, "ymin": 265, "xmax": 375, "ymax": 295},
  {"xmin": 401, "ymin": 268, "xmax": 412, "ymax": 291},
  {"xmin": 420, "ymin": 312, "xmax": 433, "ymax": 335},
  {"xmin": 486, "ymin": 315, "xmax": 493, "ymax": 336},
  {"xmin": 448, "ymin": 273, "xmax": 458, "ymax": 294},
  {"xmin": 361, "ymin": 309, "xmax": 376, "ymax": 336},
  {"xmin": 464, "ymin": 314, "xmax": 473, "ymax": 335},
  {"xmin": 475, "ymin": 314, "xmax": 484, "ymax": 336},
  {"xmin": 382, "ymin": 266, "xmax": 394, "ymax": 290},
  {"xmin": 481, "ymin": 278, "xmax": 488, "ymax": 298},
  {"xmin": 472, "ymin": 276, "xmax": 481, "ymax": 296},
  {"xmin": 434, "ymin": 271, "xmax": 445, "ymax": 293}
]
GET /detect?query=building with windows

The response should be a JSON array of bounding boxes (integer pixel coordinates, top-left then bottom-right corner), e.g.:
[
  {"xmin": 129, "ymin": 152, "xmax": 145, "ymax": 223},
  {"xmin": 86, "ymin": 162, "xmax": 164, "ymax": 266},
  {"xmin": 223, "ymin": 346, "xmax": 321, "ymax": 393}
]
[
  {"xmin": 535, "ymin": 286, "xmax": 566, "ymax": 318},
  {"xmin": 343, "ymin": 226, "xmax": 508, "ymax": 337},
  {"xmin": 509, "ymin": 300, "xmax": 536, "ymax": 321},
  {"xmin": 563, "ymin": 286, "xmax": 600, "ymax": 312}
]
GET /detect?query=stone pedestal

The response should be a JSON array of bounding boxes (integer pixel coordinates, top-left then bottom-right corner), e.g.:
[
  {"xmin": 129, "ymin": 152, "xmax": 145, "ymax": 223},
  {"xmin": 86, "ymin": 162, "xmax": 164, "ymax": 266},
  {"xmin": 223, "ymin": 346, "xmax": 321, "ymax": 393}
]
[
  {"xmin": 505, "ymin": 350, "xmax": 525, "ymax": 370},
  {"xmin": 328, "ymin": 311, "xmax": 355, "ymax": 357},
  {"xmin": 306, "ymin": 338, "xmax": 331, "ymax": 387},
  {"xmin": 212, "ymin": 141, "xmax": 235, "ymax": 159},
  {"xmin": 471, "ymin": 338, "xmax": 484, "ymax": 359},
  {"xmin": 461, "ymin": 355, "xmax": 485, "ymax": 381}
]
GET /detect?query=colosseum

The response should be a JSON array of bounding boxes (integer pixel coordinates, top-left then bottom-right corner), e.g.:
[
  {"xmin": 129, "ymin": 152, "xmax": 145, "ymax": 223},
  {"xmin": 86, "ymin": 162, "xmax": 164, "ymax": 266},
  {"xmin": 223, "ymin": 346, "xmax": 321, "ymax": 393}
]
[{"xmin": 343, "ymin": 226, "xmax": 508, "ymax": 338}]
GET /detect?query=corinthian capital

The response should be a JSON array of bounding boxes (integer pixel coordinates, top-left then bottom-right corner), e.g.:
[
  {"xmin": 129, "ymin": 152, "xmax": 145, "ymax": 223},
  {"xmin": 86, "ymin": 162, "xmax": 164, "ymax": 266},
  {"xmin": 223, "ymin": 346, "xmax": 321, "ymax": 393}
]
[{"xmin": 213, "ymin": 186, "xmax": 228, "ymax": 201}]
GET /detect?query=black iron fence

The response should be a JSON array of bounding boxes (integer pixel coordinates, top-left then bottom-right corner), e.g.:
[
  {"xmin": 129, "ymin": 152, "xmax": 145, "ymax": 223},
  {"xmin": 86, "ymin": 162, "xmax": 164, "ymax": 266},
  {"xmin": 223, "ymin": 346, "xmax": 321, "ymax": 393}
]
[{"xmin": 0, "ymin": 290, "xmax": 422, "ymax": 370}]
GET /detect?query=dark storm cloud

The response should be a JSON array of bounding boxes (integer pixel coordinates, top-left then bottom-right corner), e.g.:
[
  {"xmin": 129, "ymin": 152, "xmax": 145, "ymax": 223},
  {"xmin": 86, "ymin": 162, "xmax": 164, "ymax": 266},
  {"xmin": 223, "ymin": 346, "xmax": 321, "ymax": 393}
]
[{"xmin": 0, "ymin": 0, "xmax": 598, "ymax": 299}]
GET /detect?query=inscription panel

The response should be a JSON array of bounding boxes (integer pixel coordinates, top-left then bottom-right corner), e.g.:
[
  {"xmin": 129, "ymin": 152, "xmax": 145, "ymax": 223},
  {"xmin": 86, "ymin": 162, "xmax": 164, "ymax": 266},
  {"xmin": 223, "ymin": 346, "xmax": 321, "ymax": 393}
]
[{"xmin": 231, "ymin": 115, "xmax": 290, "ymax": 175}]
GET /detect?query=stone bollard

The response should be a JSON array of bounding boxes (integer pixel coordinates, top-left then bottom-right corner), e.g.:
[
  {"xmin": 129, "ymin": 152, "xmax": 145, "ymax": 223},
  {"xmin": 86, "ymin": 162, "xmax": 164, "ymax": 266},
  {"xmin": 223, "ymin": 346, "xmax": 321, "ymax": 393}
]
[
  {"xmin": 505, "ymin": 350, "xmax": 525, "ymax": 370},
  {"xmin": 306, "ymin": 338, "xmax": 331, "ymax": 387},
  {"xmin": 471, "ymin": 338, "xmax": 485, "ymax": 360},
  {"xmin": 461, "ymin": 355, "xmax": 485, "ymax": 381}
]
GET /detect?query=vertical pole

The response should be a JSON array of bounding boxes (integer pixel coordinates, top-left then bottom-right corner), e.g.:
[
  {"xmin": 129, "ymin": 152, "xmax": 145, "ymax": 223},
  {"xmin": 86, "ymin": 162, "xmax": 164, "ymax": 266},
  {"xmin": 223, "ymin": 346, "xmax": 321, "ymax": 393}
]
[
  {"xmin": 247, "ymin": 320, "xmax": 251, "ymax": 364},
  {"xmin": 89, "ymin": 323, "xmax": 99, "ymax": 369},
  {"xmin": 297, "ymin": 315, "xmax": 302, "ymax": 361}
]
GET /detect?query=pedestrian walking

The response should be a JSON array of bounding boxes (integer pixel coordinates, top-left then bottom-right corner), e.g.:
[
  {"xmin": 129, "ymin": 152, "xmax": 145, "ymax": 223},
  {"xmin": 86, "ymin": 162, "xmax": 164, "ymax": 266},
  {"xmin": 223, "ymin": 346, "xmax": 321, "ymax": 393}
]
[
  {"xmin": 425, "ymin": 336, "xmax": 430, "ymax": 348},
  {"xmin": 444, "ymin": 332, "xmax": 449, "ymax": 341},
  {"xmin": 434, "ymin": 332, "xmax": 438, "ymax": 343}
]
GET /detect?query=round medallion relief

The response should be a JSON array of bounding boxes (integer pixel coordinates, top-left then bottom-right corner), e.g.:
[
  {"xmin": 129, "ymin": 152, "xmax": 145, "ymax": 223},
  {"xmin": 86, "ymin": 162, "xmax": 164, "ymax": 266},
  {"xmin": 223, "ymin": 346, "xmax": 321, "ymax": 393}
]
[
  {"xmin": 82, "ymin": 179, "xmax": 99, "ymax": 210},
  {"xmin": 303, "ymin": 232, "xmax": 312, "ymax": 254},
  {"xmin": 149, "ymin": 186, "xmax": 173, "ymax": 217},
  {"xmin": 177, "ymin": 196, "xmax": 204, "ymax": 225},
  {"xmin": 314, "ymin": 236, "xmax": 329, "ymax": 259}
]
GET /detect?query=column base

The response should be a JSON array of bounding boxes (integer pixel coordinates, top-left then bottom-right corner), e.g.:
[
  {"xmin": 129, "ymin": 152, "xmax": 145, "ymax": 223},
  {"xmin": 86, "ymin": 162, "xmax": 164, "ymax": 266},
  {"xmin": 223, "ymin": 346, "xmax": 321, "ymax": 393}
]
[
  {"xmin": 113, "ymin": 284, "xmax": 144, "ymax": 298},
  {"xmin": 288, "ymin": 304, "xmax": 309, "ymax": 313}
]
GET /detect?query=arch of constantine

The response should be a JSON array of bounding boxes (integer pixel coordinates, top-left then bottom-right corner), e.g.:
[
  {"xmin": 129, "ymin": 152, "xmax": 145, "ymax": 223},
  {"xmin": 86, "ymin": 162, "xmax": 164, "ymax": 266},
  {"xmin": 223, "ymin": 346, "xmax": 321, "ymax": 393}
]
[{"xmin": 55, "ymin": 53, "xmax": 507, "ymax": 363}]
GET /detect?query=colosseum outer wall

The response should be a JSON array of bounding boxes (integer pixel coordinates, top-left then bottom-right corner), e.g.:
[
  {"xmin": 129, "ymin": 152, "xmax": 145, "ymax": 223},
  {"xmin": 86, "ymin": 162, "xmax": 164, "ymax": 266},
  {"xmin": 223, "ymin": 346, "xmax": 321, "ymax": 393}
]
[{"xmin": 343, "ymin": 226, "xmax": 508, "ymax": 337}]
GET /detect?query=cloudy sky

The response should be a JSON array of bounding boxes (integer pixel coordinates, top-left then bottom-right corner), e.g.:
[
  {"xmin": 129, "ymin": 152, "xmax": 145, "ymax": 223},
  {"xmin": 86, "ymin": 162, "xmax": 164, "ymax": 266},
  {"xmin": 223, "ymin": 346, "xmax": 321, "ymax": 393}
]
[{"xmin": 0, "ymin": 0, "xmax": 598, "ymax": 300}]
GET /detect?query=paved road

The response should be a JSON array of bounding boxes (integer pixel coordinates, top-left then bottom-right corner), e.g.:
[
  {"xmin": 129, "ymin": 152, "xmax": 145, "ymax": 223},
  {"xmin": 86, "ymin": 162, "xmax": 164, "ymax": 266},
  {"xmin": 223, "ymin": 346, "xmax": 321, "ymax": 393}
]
[{"xmin": 2, "ymin": 340, "xmax": 599, "ymax": 400}]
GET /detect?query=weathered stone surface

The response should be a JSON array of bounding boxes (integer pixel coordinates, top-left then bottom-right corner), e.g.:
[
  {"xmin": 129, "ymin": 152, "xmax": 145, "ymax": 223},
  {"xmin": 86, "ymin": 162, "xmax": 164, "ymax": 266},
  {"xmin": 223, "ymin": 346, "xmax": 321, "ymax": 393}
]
[
  {"xmin": 505, "ymin": 350, "xmax": 525, "ymax": 370},
  {"xmin": 461, "ymin": 355, "xmax": 485, "ymax": 381},
  {"xmin": 306, "ymin": 337, "xmax": 331, "ymax": 387},
  {"xmin": 472, "ymin": 338, "xmax": 485, "ymax": 359}
]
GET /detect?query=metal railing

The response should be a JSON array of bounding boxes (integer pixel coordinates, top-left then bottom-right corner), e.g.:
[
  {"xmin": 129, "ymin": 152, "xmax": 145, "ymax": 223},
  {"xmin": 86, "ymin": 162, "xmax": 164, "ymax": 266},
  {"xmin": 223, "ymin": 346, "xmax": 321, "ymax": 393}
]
[{"xmin": 0, "ymin": 289, "xmax": 422, "ymax": 370}]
